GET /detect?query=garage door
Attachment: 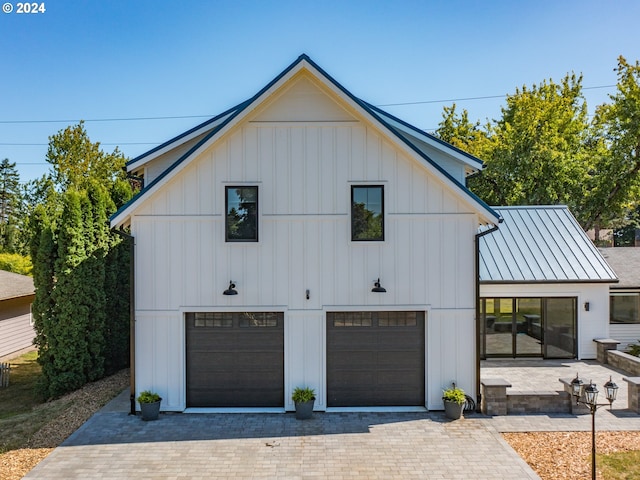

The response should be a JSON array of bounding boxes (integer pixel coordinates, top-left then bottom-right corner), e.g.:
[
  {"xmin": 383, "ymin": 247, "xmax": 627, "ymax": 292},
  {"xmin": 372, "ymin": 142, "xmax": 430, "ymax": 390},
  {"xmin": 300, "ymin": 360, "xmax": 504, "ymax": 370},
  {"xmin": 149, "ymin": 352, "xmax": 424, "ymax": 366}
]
[
  {"xmin": 327, "ymin": 311, "xmax": 425, "ymax": 407},
  {"xmin": 186, "ymin": 312, "xmax": 284, "ymax": 407}
]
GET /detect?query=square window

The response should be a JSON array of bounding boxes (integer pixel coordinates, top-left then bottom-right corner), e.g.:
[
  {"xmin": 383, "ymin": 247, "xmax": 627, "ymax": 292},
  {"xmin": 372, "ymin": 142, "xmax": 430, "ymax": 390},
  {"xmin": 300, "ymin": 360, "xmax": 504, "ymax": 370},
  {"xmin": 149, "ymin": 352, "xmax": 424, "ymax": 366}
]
[
  {"xmin": 226, "ymin": 186, "xmax": 258, "ymax": 242},
  {"xmin": 351, "ymin": 186, "xmax": 384, "ymax": 241}
]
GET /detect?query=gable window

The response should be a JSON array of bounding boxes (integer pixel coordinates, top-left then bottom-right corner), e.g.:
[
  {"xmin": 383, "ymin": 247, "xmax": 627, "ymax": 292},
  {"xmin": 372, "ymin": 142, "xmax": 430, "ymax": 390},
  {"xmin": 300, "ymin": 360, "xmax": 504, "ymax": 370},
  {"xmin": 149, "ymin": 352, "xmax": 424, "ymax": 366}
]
[
  {"xmin": 226, "ymin": 186, "xmax": 258, "ymax": 242},
  {"xmin": 351, "ymin": 185, "xmax": 384, "ymax": 241}
]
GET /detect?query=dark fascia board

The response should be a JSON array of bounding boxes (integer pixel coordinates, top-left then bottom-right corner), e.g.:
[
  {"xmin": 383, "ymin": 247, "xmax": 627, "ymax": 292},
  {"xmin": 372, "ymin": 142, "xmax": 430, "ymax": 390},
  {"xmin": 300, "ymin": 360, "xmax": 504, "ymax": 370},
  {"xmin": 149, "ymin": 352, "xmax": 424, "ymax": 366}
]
[
  {"xmin": 361, "ymin": 100, "xmax": 484, "ymax": 169},
  {"xmin": 296, "ymin": 56, "xmax": 499, "ymax": 223},
  {"xmin": 112, "ymin": 54, "xmax": 500, "ymax": 226},
  {"xmin": 112, "ymin": 55, "xmax": 314, "ymax": 224},
  {"xmin": 125, "ymin": 101, "xmax": 247, "ymax": 170}
]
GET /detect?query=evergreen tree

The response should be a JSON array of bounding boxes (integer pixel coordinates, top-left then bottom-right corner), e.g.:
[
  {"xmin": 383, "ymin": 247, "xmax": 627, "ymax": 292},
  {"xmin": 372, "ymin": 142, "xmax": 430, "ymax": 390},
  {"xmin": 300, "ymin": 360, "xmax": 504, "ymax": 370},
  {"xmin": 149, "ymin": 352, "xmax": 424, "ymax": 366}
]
[
  {"xmin": 0, "ymin": 158, "xmax": 22, "ymax": 253},
  {"xmin": 29, "ymin": 123, "xmax": 134, "ymax": 398}
]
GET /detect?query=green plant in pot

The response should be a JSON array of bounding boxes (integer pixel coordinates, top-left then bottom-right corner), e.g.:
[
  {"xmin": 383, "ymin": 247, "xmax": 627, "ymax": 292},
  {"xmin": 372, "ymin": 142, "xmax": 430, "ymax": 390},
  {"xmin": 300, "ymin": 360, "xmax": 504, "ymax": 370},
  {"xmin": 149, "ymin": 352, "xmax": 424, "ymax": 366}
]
[
  {"xmin": 292, "ymin": 386, "xmax": 316, "ymax": 420},
  {"xmin": 442, "ymin": 383, "xmax": 465, "ymax": 420},
  {"xmin": 137, "ymin": 390, "xmax": 162, "ymax": 421}
]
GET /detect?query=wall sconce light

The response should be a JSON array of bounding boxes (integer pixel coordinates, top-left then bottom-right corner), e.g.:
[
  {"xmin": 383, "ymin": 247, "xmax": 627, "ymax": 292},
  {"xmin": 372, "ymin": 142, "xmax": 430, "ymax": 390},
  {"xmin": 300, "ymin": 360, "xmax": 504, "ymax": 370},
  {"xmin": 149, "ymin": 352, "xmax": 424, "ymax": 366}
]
[
  {"xmin": 584, "ymin": 302, "xmax": 590, "ymax": 311},
  {"xmin": 372, "ymin": 278, "xmax": 386, "ymax": 293},
  {"xmin": 223, "ymin": 281, "xmax": 238, "ymax": 296},
  {"xmin": 306, "ymin": 289, "xmax": 310, "ymax": 300}
]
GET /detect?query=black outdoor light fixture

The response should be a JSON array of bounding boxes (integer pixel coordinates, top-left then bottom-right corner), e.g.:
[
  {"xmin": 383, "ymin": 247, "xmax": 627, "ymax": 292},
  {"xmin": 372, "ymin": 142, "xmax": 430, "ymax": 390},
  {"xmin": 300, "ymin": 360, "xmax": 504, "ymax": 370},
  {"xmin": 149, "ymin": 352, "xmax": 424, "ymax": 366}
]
[
  {"xmin": 570, "ymin": 373, "xmax": 619, "ymax": 480},
  {"xmin": 584, "ymin": 301, "xmax": 590, "ymax": 311},
  {"xmin": 223, "ymin": 281, "xmax": 238, "ymax": 296},
  {"xmin": 371, "ymin": 278, "xmax": 386, "ymax": 293}
]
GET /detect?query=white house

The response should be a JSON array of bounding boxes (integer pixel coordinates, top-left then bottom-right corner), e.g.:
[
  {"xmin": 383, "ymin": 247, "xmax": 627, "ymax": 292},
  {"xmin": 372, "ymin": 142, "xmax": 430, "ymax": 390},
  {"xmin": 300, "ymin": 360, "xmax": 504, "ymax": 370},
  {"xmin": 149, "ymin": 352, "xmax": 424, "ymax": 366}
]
[
  {"xmin": 110, "ymin": 54, "xmax": 501, "ymax": 412},
  {"xmin": 599, "ymin": 247, "xmax": 640, "ymax": 351},
  {"xmin": 479, "ymin": 206, "xmax": 618, "ymax": 360}
]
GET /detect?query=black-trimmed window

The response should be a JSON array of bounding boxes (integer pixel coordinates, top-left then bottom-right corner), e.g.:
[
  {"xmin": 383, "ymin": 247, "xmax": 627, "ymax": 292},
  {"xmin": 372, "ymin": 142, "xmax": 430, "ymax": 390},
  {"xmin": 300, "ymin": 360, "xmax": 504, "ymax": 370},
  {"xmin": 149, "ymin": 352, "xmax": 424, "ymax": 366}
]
[
  {"xmin": 226, "ymin": 186, "xmax": 258, "ymax": 242},
  {"xmin": 351, "ymin": 185, "xmax": 384, "ymax": 241},
  {"xmin": 610, "ymin": 292, "xmax": 640, "ymax": 324}
]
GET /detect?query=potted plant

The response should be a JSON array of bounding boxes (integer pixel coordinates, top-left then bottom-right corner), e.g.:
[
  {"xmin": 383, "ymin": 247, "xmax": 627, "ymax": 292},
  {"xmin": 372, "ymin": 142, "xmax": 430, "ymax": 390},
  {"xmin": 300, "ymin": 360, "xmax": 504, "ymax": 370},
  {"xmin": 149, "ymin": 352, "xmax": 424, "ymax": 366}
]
[
  {"xmin": 442, "ymin": 383, "xmax": 465, "ymax": 420},
  {"xmin": 292, "ymin": 386, "xmax": 315, "ymax": 420},
  {"xmin": 137, "ymin": 390, "xmax": 162, "ymax": 421}
]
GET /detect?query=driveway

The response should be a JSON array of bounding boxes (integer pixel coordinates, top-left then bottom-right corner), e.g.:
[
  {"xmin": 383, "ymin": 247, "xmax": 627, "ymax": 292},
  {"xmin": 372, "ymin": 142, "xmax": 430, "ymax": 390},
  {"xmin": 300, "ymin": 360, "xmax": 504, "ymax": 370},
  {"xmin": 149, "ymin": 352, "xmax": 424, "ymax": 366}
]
[{"xmin": 24, "ymin": 392, "xmax": 538, "ymax": 480}]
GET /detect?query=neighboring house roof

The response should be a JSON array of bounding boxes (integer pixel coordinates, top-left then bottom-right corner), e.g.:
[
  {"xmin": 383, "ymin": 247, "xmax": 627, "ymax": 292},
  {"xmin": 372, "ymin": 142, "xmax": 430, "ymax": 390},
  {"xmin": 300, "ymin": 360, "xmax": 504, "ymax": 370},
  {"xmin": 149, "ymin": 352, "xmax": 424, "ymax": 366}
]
[
  {"xmin": 111, "ymin": 54, "xmax": 500, "ymax": 228},
  {"xmin": 479, "ymin": 206, "xmax": 618, "ymax": 284},
  {"xmin": 0, "ymin": 269, "xmax": 35, "ymax": 301},
  {"xmin": 598, "ymin": 247, "xmax": 640, "ymax": 289}
]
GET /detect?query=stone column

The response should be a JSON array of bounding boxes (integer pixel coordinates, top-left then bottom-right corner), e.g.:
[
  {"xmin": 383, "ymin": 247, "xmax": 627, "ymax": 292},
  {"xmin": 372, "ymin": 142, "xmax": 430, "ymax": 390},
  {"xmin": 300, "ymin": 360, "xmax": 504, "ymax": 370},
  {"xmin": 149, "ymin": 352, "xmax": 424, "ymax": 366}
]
[
  {"xmin": 624, "ymin": 377, "xmax": 640, "ymax": 414},
  {"xmin": 593, "ymin": 338, "xmax": 620, "ymax": 364},
  {"xmin": 481, "ymin": 379, "xmax": 511, "ymax": 416}
]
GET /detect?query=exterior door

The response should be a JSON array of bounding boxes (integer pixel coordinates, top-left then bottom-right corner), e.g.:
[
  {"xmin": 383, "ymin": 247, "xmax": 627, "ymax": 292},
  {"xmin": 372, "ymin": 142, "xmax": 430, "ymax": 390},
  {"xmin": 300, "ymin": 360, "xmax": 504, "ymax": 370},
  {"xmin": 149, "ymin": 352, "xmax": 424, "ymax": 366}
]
[
  {"xmin": 326, "ymin": 311, "xmax": 425, "ymax": 407},
  {"xmin": 482, "ymin": 297, "xmax": 577, "ymax": 359},
  {"xmin": 185, "ymin": 312, "xmax": 284, "ymax": 407}
]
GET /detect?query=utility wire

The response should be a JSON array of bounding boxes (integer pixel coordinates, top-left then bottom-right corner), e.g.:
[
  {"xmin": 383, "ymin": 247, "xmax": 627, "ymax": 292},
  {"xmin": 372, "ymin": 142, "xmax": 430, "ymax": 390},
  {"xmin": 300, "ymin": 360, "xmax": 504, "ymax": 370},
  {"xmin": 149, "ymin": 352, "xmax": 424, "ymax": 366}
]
[{"xmin": 0, "ymin": 84, "xmax": 616, "ymax": 124}]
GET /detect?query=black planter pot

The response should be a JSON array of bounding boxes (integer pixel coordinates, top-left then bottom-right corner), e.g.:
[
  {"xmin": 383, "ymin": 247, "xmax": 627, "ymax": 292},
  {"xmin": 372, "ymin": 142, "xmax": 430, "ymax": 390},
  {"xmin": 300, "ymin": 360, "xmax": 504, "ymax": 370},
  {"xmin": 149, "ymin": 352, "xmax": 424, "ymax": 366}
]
[
  {"xmin": 294, "ymin": 399, "xmax": 315, "ymax": 420},
  {"xmin": 140, "ymin": 400, "xmax": 161, "ymax": 421},
  {"xmin": 443, "ymin": 400, "xmax": 464, "ymax": 420}
]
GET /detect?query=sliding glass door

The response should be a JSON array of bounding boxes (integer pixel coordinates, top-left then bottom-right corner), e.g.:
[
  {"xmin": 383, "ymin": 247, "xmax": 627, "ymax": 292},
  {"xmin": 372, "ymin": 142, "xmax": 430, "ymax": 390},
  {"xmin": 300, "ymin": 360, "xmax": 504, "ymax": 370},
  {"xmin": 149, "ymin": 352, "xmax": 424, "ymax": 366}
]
[{"xmin": 481, "ymin": 297, "xmax": 577, "ymax": 359}]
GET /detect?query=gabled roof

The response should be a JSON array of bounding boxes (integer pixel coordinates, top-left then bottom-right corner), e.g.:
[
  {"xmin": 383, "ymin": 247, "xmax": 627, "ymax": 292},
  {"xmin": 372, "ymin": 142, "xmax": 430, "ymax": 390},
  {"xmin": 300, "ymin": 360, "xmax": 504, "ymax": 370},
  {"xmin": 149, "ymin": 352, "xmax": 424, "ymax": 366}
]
[
  {"xmin": 479, "ymin": 206, "xmax": 618, "ymax": 283},
  {"xmin": 125, "ymin": 102, "xmax": 247, "ymax": 174},
  {"xmin": 111, "ymin": 54, "xmax": 500, "ymax": 228},
  {"xmin": 362, "ymin": 101, "xmax": 484, "ymax": 173},
  {"xmin": 598, "ymin": 247, "xmax": 640, "ymax": 289},
  {"xmin": 0, "ymin": 270, "xmax": 35, "ymax": 301}
]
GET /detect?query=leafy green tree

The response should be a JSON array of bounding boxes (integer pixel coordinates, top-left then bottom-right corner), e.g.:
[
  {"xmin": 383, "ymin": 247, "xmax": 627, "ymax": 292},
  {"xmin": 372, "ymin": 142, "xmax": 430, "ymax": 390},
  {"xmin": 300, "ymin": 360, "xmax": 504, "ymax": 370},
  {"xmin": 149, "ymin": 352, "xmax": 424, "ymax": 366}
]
[
  {"xmin": 582, "ymin": 56, "xmax": 640, "ymax": 234},
  {"xmin": 46, "ymin": 121, "xmax": 127, "ymax": 192},
  {"xmin": 437, "ymin": 104, "xmax": 492, "ymax": 160},
  {"xmin": 469, "ymin": 74, "xmax": 591, "ymax": 209},
  {"xmin": 0, "ymin": 158, "xmax": 22, "ymax": 253}
]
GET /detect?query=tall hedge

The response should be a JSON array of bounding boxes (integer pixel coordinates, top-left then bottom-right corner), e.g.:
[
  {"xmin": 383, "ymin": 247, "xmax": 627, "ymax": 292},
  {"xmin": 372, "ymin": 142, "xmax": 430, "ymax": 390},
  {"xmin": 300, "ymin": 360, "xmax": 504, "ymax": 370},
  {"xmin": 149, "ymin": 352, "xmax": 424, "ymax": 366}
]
[{"xmin": 30, "ymin": 182, "xmax": 131, "ymax": 399}]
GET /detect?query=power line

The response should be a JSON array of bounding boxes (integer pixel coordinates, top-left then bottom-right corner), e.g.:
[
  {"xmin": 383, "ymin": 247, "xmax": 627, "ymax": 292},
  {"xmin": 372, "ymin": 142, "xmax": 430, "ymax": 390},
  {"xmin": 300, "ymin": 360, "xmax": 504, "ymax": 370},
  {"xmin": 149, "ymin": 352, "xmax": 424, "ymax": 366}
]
[
  {"xmin": 377, "ymin": 84, "xmax": 616, "ymax": 107},
  {"xmin": 0, "ymin": 142, "xmax": 158, "ymax": 146},
  {"xmin": 0, "ymin": 84, "xmax": 616, "ymax": 124}
]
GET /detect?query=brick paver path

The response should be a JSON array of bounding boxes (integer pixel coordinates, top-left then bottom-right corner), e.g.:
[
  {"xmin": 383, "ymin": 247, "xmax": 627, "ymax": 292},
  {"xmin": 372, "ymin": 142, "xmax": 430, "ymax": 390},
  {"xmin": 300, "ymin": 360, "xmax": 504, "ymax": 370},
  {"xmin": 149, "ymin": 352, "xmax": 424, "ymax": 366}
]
[{"xmin": 25, "ymin": 408, "xmax": 539, "ymax": 479}]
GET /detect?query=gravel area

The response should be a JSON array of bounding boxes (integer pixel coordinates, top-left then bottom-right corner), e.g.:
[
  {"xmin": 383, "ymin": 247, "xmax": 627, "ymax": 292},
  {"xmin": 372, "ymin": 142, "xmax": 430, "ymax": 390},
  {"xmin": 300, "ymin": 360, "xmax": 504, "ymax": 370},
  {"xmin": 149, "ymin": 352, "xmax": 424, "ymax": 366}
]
[
  {"xmin": 504, "ymin": 431, "xmax": 640, "ymax": 480},
  {"xmin": 0, "ymin": 369, "xmax": 129, "ymax": 480}
]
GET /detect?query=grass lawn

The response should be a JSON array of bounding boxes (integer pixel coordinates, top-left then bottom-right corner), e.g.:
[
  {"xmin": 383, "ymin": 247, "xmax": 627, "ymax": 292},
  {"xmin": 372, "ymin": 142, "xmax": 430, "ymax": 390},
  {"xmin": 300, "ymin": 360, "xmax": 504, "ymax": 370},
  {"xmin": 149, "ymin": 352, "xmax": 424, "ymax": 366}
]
[
  {"xmin": 598, "ymin": 450, "xmax": 640, "ymax": 479},
  {"xmin": 0, "ymin": 351, "xmax": 71, "ymax": 454}
]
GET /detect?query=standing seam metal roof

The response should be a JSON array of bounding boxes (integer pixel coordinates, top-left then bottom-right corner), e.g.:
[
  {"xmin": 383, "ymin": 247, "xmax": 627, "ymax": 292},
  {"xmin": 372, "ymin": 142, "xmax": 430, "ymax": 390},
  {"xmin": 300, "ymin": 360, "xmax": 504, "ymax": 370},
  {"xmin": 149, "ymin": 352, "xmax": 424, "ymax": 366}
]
[{"xmin": 479, "ymin": 206, "xmax": 618, "ymax": 283}]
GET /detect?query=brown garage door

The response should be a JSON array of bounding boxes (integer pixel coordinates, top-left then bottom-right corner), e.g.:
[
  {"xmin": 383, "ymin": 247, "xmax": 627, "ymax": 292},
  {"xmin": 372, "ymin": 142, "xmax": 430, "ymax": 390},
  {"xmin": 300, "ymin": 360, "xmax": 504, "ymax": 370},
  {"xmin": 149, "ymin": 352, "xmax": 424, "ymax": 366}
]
[
  {"xmin": 327, "ymin": 311, "xmax": 425, "ymax": 407},
  {"xmin": 186, "ymin": 312, "xmax": 284, "ymax": 407}
]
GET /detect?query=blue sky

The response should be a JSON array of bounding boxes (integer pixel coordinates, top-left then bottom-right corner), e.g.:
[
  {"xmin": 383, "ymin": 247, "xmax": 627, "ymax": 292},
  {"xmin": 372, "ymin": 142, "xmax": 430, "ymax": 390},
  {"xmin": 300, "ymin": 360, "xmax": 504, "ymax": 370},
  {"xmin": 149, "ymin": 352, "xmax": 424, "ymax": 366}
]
[{"xmin": 1, "ymin": 0, "xmax": 639, "ymax": 183}]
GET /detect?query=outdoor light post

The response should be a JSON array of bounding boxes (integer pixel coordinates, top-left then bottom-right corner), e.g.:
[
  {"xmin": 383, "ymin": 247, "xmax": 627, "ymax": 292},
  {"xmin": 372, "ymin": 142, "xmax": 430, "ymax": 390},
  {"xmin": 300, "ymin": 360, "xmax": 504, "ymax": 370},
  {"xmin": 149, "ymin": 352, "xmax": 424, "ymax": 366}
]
[{"xmin": 570, "ymin": 374, "xmax": 619, "ymax": 480}]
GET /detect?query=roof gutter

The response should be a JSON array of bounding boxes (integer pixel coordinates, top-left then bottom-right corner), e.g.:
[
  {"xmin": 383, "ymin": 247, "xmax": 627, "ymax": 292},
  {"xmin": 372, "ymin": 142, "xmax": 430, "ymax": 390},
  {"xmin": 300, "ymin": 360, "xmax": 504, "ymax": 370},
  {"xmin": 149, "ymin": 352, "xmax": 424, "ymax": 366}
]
[
  {"xmin": 113, "ymin": 228, "xmax": 136, "ymax": 416},
  {"xmin": 474, "ymin": 221, "xmax": 501, "ymax": 412}
]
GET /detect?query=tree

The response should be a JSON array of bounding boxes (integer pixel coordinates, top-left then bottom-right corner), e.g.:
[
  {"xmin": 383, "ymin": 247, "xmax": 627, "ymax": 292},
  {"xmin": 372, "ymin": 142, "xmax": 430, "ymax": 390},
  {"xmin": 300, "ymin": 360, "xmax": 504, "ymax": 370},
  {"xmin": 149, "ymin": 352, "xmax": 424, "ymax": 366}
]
[
  {"xmin": 437, "ymin": 104, "xmax": 492, "ymax": 160},
  {"xmin": 46, "ymin": 121, "xmax": 127, "ymax": 192},
  {"xmin": 472, "ymin": 74, "xmax": 591, "ymax": 209},
  {"xmin": 582, "ymin": 56, "xmax": 640, "ymax": 234},
  {"xmin": 29, "ymin": 123, "xmax": 134, "ymax": 398},
  {"xmin": 0, "ymin": 158, "xmax": 22, "ymax": 253}
]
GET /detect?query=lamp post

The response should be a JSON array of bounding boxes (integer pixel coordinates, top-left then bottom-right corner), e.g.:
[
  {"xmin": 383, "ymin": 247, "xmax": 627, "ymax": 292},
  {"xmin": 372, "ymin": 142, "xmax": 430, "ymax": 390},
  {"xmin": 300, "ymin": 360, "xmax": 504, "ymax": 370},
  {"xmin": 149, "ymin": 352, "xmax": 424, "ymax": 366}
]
[{"xmin": 570, "ymin": 373, "xmax": 618, "ymax": 480}]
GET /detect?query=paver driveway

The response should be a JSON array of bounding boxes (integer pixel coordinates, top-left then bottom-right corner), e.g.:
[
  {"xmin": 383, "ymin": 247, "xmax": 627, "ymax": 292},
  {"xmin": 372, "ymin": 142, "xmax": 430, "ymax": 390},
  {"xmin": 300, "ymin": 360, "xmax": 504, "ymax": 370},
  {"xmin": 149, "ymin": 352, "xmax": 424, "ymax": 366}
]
[{"xmin": 24, "ymin": 399, "xmax": 538, "ymax": 479}]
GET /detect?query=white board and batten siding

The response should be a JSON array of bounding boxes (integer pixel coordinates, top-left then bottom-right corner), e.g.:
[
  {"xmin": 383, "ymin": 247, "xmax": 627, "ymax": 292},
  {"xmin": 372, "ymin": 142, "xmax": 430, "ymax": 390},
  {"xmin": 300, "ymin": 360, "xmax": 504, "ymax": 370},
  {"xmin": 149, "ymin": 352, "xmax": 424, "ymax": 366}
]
[{"xmin": 130, "ymin": 72, "xmax": 482, "ymax": 411}]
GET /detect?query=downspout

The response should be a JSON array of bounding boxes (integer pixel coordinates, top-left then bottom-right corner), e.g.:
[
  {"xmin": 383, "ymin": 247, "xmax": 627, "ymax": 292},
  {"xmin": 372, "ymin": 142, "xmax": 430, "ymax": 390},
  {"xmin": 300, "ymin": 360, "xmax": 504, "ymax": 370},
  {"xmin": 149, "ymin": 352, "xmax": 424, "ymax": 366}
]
[
  {"xmin": 114, "ymin": 228, "xmax": 136, "ymax": 416},
  {"xmin": 474, "ymin": 221, "xmax": 500, "ymax": 412}
]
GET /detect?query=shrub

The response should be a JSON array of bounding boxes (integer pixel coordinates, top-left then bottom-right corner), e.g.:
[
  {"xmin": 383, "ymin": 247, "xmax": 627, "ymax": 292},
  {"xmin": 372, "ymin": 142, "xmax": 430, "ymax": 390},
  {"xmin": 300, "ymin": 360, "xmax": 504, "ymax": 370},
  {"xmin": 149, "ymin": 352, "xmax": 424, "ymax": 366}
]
[
  {"xmin": 443, "ymin": 384, "xmax": 466, "ymax": 405},
  {"xmin": 292, "ymin": 386, "xmax": 316, "ymax": 403}
]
